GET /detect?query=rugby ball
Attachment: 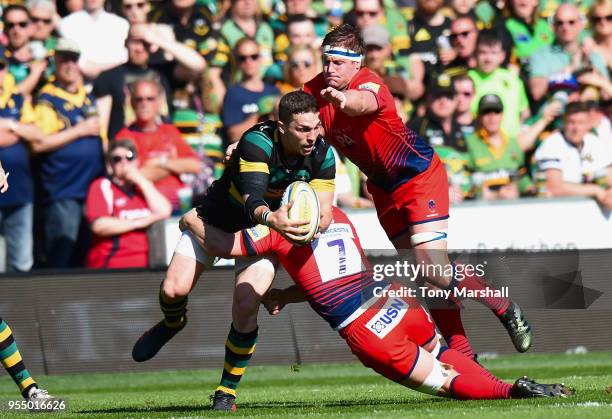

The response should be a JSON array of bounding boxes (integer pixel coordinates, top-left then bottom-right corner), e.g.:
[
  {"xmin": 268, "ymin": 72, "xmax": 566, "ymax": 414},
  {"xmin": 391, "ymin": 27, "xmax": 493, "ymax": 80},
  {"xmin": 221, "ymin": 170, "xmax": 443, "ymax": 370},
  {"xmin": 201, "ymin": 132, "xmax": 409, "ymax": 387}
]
[{"xmin": 281, "ymin": 181, "xmax": 320, "ymax": 243}]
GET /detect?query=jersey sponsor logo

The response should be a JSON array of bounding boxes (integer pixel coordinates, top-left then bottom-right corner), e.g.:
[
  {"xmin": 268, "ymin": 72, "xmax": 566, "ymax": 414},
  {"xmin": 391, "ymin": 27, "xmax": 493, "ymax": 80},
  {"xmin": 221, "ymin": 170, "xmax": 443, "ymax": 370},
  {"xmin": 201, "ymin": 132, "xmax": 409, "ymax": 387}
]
[
  {"xmin": 428, "ymin": 199, "xmax": 436, "ymax": 212},
  {"xmin": 116, "ymin": 197, "xmax": 127, "ymax": 207},
  {"xmin": 335, "ymin": 133, "xmax": 355, "ymax": 147},
  {"xmin": 414, "ymin": 28, "xmax": 431, "ymax": 42},
  {"xmin": 119, "ymin": 208, "xmax": 151, "ymax": 220},
  {"xmin": 358, "ymin": 82, "xmax": 380, "ymax": 94},
  {"xmin": 246, "ymin": 224, "xmax": 270, "ymax": 242},
  {"xmin": 242, "ymin": 103, "xmax": 259, "ymax": 114},
  {"xmin": 365, "ymin": 297, "xmax": 408, "ymax": 339}
]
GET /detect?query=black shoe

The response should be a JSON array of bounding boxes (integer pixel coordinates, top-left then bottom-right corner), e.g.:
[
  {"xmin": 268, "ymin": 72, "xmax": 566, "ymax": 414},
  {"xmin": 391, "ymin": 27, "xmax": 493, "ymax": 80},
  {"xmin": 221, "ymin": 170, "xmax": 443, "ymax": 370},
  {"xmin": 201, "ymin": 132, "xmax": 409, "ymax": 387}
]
[
  {"xmin": 210, "ymin": 390, "xmax": 237, "ymax": 412},
  {"xmin": 132, "ymin": 319, "xmax": 186, "ymax": 362},
  {"xmin": 511, "ymin": 376, "xmax": 575, "ymax": 398},
  {"xmin": 499, "ymin": 303, "xmax": 533, "ymax": 352}
]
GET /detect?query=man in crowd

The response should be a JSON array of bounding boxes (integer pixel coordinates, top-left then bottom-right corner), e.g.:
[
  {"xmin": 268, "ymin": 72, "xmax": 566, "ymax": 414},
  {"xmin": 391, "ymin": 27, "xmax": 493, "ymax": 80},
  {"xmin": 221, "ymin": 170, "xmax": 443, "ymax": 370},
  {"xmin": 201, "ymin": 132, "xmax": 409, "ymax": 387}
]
[{"xmin": 31, "ymin": 38, "xmax": 104, "ymax": 268}]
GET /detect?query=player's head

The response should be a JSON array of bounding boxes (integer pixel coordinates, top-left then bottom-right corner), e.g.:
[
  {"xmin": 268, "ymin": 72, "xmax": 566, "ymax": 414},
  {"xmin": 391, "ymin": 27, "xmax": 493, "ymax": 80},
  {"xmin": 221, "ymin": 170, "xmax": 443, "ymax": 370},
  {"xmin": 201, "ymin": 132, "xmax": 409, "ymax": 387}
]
[
  {"xmin": 278, "ymin": 91, "xmax": 321, "ymax": 156},
  {"xmin": 108, "ymin": 139, "xmax": 139, "ymax": 182},
  {"xmin": 322, "ymin": 24, "xmax": 365, "ymax": 90}
]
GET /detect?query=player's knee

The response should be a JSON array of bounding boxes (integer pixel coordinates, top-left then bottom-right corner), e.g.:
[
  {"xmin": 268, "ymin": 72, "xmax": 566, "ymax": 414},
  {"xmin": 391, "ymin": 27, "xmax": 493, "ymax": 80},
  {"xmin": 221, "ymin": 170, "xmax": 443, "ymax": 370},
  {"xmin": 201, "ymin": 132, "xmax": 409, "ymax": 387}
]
[
  {"xmin": 233, "ymin": 287, "xmax": 261, "ymax": 317},
  {"xmin": 181, "ymin": 209, "xmax": 201, "ymax": 232},
  {"xmin": 161, "ymin": 276, "xmax": 191, "ymax": 300},
  {"xmin": 414, "ymin": 357, "xmax": 459, "ymax": 397}
]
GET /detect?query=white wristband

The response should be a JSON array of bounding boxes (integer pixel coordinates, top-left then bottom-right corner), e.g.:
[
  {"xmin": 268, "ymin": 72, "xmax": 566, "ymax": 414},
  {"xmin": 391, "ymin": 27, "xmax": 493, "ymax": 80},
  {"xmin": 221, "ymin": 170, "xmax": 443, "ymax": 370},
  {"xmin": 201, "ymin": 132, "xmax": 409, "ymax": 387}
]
[{"xmin": 262, "ymin": 210, "xmax": 271, "ymax": 226}]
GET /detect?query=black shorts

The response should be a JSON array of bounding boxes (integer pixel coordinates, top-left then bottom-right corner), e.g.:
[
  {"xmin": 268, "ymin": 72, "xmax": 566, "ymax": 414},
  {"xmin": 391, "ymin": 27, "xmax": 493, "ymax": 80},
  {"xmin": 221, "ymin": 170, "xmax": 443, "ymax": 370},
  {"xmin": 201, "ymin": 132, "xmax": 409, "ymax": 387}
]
[{"xmin": 195, "ymin": 179, "xmax": 254, "ymax": 233}]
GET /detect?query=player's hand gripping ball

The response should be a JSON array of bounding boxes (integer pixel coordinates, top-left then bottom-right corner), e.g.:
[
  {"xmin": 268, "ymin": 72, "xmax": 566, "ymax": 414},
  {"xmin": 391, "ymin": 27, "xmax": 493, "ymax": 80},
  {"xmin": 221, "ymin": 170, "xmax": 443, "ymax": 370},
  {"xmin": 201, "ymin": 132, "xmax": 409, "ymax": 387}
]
[{"xmin": 281, "ymin": 181, "xmax": 320, "ymax": 243}]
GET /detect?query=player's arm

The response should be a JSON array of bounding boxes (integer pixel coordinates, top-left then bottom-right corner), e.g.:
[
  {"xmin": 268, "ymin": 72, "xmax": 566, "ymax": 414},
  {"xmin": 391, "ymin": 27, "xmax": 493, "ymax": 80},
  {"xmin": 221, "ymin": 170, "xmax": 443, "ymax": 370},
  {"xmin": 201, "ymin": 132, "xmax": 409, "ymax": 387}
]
[
  {"xmin": 320, "ymin": 86, "xmax": 379, "ymax": 116},
  {"xmin": 309, "ymin": 145, "xmax": 336, "ymax": 232}
]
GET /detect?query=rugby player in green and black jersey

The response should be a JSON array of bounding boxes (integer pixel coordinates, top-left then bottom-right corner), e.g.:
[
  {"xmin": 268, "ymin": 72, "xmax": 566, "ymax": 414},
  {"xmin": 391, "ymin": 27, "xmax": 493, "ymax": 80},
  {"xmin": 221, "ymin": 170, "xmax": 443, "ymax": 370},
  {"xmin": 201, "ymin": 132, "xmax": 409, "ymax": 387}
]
[{"xmin": 132, "ymin": 91, "xmax": 335, "ymax": 409}]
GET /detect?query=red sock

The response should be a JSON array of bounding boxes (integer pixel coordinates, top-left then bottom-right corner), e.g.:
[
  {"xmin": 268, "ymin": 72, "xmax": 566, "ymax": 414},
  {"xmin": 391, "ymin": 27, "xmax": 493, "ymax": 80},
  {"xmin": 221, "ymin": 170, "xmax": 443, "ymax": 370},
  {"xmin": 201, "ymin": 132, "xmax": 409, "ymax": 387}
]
[
  {"xmin": 439, "ymin": 348, "xmax": 498, "ymax": 382},
  {"xmin": 428, "ymin": 307, "xmax": 474, "ymax": 359},
  {"xmin": 452, "ymin": 264, "xmax": 511, "ymax": 316},
  {"xmin": 449, "ymin": 374, "xmax": 512, "ymax": 400}
]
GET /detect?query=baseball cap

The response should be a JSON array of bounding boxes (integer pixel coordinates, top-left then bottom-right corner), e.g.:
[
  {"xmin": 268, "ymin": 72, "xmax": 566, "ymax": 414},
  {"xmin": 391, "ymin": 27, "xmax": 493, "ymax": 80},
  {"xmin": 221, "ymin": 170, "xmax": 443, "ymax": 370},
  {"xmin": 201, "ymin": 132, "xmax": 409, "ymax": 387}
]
[
  {"xmin": 54, "ymin": 38, "xmax": 81, "ymax": 56},
  {"xmin": 478, "ymin": 94, "xmax": 504, "ymax": 113},
  {"xmin": 429, "ymin": 74, "xmax": 455, "ymax": 97},
  {"xmin": 362, "ymin": 24, "xmax": 390, "ymax": 48}
]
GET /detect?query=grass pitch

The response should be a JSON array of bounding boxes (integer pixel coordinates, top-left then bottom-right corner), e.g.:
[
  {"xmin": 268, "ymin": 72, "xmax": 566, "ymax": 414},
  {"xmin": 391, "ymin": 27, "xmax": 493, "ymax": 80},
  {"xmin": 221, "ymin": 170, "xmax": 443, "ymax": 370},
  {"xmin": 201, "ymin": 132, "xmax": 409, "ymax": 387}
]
[{"xmin": 1, "ymin": 351, "xmax": 611, "ymax": 418}]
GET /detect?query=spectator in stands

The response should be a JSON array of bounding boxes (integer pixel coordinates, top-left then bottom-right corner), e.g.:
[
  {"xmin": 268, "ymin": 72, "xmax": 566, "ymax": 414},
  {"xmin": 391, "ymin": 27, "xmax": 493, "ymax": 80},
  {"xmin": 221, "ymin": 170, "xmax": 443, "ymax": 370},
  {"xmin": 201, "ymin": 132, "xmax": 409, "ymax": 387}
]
[
  {"xmin": 276, "ymin": 46, "xmax": 320, "ymax": 94},
  {"xmin": 93, "ymin": 25, "xmax": 205, "ymax": 141},
  {"xmin": 362, "ymin": 24, "xmax": 410, "ymax": 80},
  {"xmin": 502, "ymin": 0, "xmax": 554, "ymax": 72},
  {"xmin": 586, "ymin": 0, "xmax": 612, "ymax": 73},
  {"xmin": 31, "ymin": 38, "xmax": 104, "ymax": 268},
  {"xmin": 406, "ymin": 0, "xmax": 453, "ymax": 87},
  {"xmin": 349, "ymin": 0, "xmax": 410, "ymax": 60},
  {"xmin": 529, "ymin": 4, "xmax": 610, "ymax": 102},
  {"xmin": 410, "ymin": 74, "xmax": 467, "ymax": 152},
  {"xmin": 269, "ymin": 0, "xmax": 328, "ymax": 40},
  {"xmin": 2, "ymin": 5, "xmax": 48, "ymax": 97},
  {"xmin": 534, "ymin": 101, "xmax": 612, "ymax": 208},
  {"xmin": 469, "ymin": 30, "xmax": 530, "ymax": 139},
  {"xmin": 116, "ymin": 78, "xmax": 201, "ymax": 211},
  {"xmin": 273, "ymin": 14, "xmax": 320, "ymax": 78},
  {"xmin": 221, "ymin": 0, "xmax": 275, "ymax": 78},
  {"xmin": 445, "ymin": 15, "xmax": 479, "ymax": 78},
  {"xmin": 222, "ymin": 38, "xmax": 280, "ymax": 142},
  {"xmin": 453, "ymin": 75, "xmax": 476, "ymax": 137},
  {"xmin": 586, "ymin": 99, "xmax": 612, "ymax": 141},
  {"xmin": 121, "ymin": 0, "xmax": 150, "ymax": 24},
  {"xmin": 86, "ymin": 139, "xmax": 171, "ymax": 269},
  {"xmin": 466, "ymin": 94, "xmax": 531, "ymax": 200},
  {"xmin": 27, "ymin": 0, "xmax": 59, "ymax": 53},
  {"xmin": 59, "ymin": 0, "xmax": 129, "ymax": 79},
  {"xmin": 0, "ymin": 56, "xmax": 43, "ymax": 272},
  {"xmin": 150, "ymin": 0, "xmax": 230, "ymax": 115}
]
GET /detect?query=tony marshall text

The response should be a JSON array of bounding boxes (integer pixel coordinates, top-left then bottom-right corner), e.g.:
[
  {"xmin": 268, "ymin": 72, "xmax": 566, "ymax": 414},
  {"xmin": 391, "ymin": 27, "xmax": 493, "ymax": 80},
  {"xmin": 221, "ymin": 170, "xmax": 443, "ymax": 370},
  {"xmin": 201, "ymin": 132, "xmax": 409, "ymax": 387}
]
[{"xmin": 373, "ymin": 286, "xmax": 510, "ymax": 299}]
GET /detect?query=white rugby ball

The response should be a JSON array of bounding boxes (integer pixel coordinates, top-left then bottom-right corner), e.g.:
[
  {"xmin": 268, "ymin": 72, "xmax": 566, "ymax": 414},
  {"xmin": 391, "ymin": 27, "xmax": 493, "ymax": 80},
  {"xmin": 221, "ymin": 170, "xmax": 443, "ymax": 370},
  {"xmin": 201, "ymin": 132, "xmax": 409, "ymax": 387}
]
[{"xmin": 281, "ymin": 181, "xmax": 320, "ymax": 242}]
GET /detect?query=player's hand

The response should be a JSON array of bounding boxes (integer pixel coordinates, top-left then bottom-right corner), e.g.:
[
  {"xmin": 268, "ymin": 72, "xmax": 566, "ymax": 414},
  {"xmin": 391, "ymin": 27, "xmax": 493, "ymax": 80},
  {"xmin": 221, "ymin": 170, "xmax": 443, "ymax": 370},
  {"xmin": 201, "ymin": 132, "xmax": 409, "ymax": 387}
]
[
  {"xmin": 224, "ymin": 142, "xmax": 239, "ymax": 164},
  {"xmin": 178, "ymin": 208, "xmax": 199, "ymax": 232},
  {"xmin": 261, "ymin": 288, "xmax": 287, "ymax": 315},
  {"xmin": 267, "ymin": 201, "xmax": 312, "ymax": 244},
  {"xmin": 0, "ymin": 170, "xmax": 9, "ymax": 193},
  {"xmin": 542, "ymin": 100, "xmax": 563, "ymax": 124},
  {"xmin": 320, "ymin": 87, "xmax": 347, "ymax": 109}
]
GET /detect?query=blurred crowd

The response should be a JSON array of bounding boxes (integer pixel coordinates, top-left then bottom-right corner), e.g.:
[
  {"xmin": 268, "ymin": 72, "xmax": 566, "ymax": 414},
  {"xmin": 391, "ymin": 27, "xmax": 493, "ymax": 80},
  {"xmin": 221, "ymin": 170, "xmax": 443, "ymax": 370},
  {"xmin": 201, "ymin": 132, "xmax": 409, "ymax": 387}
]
[{"xmin": 0, "ymin": 0, "xmax": 610, "ymax": 271}]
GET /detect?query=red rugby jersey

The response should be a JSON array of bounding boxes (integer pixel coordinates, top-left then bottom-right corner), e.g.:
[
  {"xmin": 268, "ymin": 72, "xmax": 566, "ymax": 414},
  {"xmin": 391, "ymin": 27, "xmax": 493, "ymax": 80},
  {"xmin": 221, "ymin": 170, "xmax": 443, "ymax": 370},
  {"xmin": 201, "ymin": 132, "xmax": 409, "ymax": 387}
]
[
  {"xmin": 240, "ymin": 207, "xmax": 378, "ymax": 329},
  {"xmin": 304, "ymin": 68, "xmax": 434, "ymax": 191},
  {"xmin": 86, "ymin": 177, "xmax": 152, "ymax": 269}
]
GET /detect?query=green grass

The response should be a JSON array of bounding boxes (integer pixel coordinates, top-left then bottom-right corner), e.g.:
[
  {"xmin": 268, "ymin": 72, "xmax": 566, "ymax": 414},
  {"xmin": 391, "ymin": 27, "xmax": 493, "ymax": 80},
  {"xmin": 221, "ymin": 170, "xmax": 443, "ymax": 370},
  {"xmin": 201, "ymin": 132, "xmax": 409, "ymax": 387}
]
[{"xmin": 1, "ymin": 352, "xmax": 611, "ymax": 418}]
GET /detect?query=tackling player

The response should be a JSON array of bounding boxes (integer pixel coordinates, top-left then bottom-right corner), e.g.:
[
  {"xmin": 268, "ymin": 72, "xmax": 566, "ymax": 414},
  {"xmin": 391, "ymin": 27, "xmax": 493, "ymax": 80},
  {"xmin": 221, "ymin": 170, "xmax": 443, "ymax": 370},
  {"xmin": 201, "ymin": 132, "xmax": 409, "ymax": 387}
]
[
  {"xmin": 190, "ymin": 206, "xmax": 573, "ymax": 404},
  {"xmin": 302, "ymin": 24, "xmax": 532, "ymax": 361},
  {"xmin": 131, "ymin": 91, "xmax": 335, "ymax": 408}
]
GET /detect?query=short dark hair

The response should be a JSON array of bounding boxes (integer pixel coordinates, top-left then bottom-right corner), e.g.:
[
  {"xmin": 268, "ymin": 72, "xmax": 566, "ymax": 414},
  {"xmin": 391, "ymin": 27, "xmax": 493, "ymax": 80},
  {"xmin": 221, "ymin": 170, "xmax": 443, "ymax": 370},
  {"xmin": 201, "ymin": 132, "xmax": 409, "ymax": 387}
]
[
  {"xmin": 287, "ymin": 14, "xmax": 313, "ymax": 27},
  {"xmin": 322, "ymin": 24, "xmax": 365, "ymax": 57},
  {"xmin": 3, "ymin": 5, "xmax": 30, "ymax": 24},
  {"xmin": 109, "ymin": 139, "xmax": 138, "ymax": 158},
  {"xmin": 279, "ymin": 91, "xmax": 319, "ymax": 124},
  {"xmin": 565, "ymin": 101, "xmax": 590, "ymax": 116},
  {"xmin": 476, "ymin": 29, "xmax": 502, "ymax": 49}
]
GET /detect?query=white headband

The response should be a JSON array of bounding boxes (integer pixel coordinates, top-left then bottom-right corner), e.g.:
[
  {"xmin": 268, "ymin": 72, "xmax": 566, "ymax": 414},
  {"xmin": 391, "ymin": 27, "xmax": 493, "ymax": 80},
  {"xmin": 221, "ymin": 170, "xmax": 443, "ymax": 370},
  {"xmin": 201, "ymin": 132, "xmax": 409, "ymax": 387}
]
[{"xmin": 322, "ymin": 45, "xmax": 363, "ymax": 62}]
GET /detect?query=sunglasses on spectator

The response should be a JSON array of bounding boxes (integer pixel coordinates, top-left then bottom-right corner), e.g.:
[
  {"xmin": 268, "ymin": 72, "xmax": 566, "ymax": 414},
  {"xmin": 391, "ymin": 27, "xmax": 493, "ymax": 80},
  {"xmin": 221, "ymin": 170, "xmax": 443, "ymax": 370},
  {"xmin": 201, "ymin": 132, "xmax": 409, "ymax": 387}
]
[
  {"xmin": 110, "ymin": 154, "xmax": 136, "ymax": 163},
  {"xmin": 5, "ymin": 21, "xmax": 29, "ymax": 29},
  {"xmin": 450, "ymin": 30, "xmax": 473, "ymax": 40},
  {"xmin": 290, "ymin": 60, "xmax": 312, "ymax": 69},
  {"xmin": 238, "ymin": 54, "xmax": 260, "ymax": 63},
  {"xmin": 592, "ymin": 14, "xmax": 612, "ymax": 23},
  {"xmin": 31, "ymin": 17, "xmax": 52, "ymax": 24},
  {"xmin": 554, "ymin": 19, "xmax": 577, "ymax": 27},
  {"xmin": 124, "ymin": 1, "xmax": 147, "ymax": 9},
  {"xmin": 134, "ymin": 95, "xmax": 157, "ymax": 103},
  {"xmin": 356, "ymin": 10, "xmax": 380, "ymax": 17}
]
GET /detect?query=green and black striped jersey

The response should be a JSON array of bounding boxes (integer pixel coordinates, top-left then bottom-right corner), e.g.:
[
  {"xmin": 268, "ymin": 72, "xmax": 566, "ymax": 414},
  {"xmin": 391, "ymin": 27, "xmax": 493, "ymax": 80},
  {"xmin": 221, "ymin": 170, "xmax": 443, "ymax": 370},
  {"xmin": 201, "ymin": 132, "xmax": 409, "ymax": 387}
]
[{"xmin": 221, "ymin": 120, "xmax": 336, "ymax": 213}]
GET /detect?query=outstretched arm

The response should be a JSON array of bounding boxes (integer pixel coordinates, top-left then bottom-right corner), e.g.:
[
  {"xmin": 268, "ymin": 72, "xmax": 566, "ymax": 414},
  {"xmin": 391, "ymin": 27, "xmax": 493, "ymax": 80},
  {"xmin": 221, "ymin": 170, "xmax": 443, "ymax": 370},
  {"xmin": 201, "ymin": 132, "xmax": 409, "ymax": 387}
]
[{"xmin": 320, "ymin": 87, "xmax": 379, "ymax": 116}]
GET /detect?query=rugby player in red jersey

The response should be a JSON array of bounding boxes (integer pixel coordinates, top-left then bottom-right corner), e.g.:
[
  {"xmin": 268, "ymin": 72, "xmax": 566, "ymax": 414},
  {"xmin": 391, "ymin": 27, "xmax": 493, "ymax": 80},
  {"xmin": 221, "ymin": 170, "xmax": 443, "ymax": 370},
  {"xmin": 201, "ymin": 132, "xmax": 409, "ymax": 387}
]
[
  {"xmin": 302, "ymin": 24, "xmax": 532, "ymax": 359},
  {"xmin": 185, "ymin": 206, "xmax": 572, "ymax": 402}
]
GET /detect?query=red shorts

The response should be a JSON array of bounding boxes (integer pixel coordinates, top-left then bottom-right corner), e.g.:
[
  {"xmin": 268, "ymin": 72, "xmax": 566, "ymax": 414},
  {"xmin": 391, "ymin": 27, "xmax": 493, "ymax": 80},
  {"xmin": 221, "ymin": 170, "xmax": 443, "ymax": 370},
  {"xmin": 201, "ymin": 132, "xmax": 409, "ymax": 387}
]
[
  {"xmin": 339, "ymin": 283, "xmax": 436, "ymax": 383},
  {"xmin": 367, "ymin": 154, "xmax": 449, "ymax": 241}
]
